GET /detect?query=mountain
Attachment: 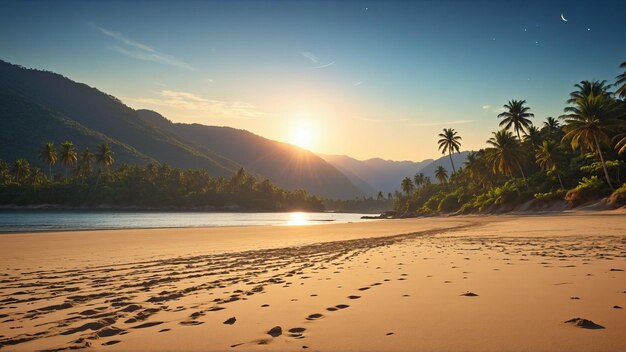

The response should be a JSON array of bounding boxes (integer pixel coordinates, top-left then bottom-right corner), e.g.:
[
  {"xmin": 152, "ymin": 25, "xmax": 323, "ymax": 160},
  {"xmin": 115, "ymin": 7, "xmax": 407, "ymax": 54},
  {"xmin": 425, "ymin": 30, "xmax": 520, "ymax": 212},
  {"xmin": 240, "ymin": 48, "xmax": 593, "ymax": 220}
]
[
  {"xmin": 137, "ymin": 110, "xmax": 363, "ymax": 199},
  {"xmin": 320, "ymin": 154, "xmax": 433, "ymax": 195},
  {"xmin": 418, "ymin": 151, "xmax": 471, "ymax": 182},
  {"xmin": 321, "ymin": 152, "xmax": 471, "ymax": 193},
  {"xmin": 0, "ymin": 60, "xmax": 362, "ymax": 198}
]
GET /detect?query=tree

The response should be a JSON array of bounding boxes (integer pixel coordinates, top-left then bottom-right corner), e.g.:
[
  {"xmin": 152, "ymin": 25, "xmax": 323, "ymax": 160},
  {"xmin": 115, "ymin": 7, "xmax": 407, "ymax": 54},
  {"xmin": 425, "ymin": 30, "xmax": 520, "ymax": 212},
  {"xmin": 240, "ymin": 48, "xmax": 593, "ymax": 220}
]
[
  {"xmin": 39, "ymin": 142, "xmax": 57, "ymax": 181},
  {"xmin": 437, "ymin": 128, "xmax": 462, "ymax": 173},
  {"xmin": 377, "ymin": 191, "xmax": 384, "ymax": 201},
  {"xmin": 616, "ymin": 61, "xmax": 626, "ymax": 99},
  {"xmin": 59, "ymin": 140, "xmax": 78, "ymax": 178},
  {"xmin": 12, "ymin": 159, "xmax": 31, "ymax": 184},
  {"xmin": 523, "ymin": 125, "xmax": 542, "ymax": 150},
  {"xmin": 400, "ymin": 177, "xmax": 414, "ymax": 196},
  {"xmin": 561, "ymin": 94, "xmax": 620, "ymax": 189},
  {"xmin": 615, "ymin": 133, "xmax": 626, "ymax": 155},
  {"xmin": 536, "ymin": 140, "xmax": 564, "ymax": 189},
  {"xmin": 486, "ymin": 130, "xmax": 527, "ymax": 181},
  {"xmin": 541, "ymin": 117, "xmax": 561, "ymax": 139},
  {"xmin": 29, "ymin": 168, "xmax": 47, "ymax": 190},
  {"xmin": 413, "ymin": 173, "xmax": 425, "ymax": 189},
  {"xmin": 567, "ymin": 80, "xmax": 611, "ymax": 104},
  {"xmin": 95, "ymin": 143, "xmax": 115, "ymax": 172},
  {"xmin": 434, "ymin": 166, "xmax": 448, "ymax": 184},
  {"xmin": 497, "ymin": 100, "xmax": 534, "ymax": 140},
  {"xmin": 77, "ymin": 148, "xmax": 95, "ymax": 183}
]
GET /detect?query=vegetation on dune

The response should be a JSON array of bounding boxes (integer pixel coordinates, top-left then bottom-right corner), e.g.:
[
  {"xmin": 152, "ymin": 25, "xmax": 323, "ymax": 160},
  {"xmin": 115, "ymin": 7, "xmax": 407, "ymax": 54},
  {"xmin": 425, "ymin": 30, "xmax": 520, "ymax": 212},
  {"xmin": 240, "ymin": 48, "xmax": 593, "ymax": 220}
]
[
  {"xmin": 0, "ymin": 143, "xmax": 323, "ymax": 211},
  {"xmin": 390, "ymin": 60, "xmax": 626, "ymax": 216}
]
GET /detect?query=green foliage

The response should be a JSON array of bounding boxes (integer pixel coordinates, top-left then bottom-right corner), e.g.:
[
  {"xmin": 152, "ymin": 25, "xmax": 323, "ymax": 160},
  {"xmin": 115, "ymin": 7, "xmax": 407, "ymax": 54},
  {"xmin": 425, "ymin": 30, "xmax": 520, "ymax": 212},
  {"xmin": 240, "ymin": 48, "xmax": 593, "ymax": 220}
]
[{"xmin": 534, "ymin": 189, "xmax": 567, "ymax": 201}]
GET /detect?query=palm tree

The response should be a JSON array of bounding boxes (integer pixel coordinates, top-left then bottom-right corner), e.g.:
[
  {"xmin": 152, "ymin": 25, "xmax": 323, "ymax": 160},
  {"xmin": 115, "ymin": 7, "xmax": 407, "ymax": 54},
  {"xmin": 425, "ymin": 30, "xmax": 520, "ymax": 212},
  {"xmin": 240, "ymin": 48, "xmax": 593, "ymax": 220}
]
[
  {"xmin": 12, "ymin": 159, "xmax": 31, "ymax": 184},
  {"xmin": 95, "ymin": 143, "xmax": 115, "ymax": 172},
  {"xmin": 523, "ymin": 125, "xmax": 542, "ymax": 150},
  {"xmin": 377, "ymin": 191, "xmax": 384, "ymax": 201},
  {"xmin": 59, "ymin": 140, "xmax": 78, "ymax": 178},
  {"xmin": 400, "ymin": 177, "xmax": 414, "ymax": 196},
  {"xmin": 615, "ymin": 133, "xmax": 626, "ymax": 155},
  {"xmin": 29, "ymin": 168, "xmax": 47, "ymax": 190},
  {"xmin": 437, "ymin": 128, "xmax": 462, "ymax": 173},
  {"xmin": 541, "ymin": 117, "xmax": 561, "ymax": 139},
  {"xmin": 561, "ymin": 94, "xmax": 620, "ymax": 189},
  {"xmin": 497, "ymin": 100, "xmax": 534, "ymax": 140},
  {"xmin": 39, "ymin": 142, "xmax": 57, "ymax": 181},
  {"xmin": 616, "ymin": 62, "xmax": 626, "ymax": 99},
  {"xmin": 77, "ymin": 148, "xmax": 95, "ymax": 183},
  {"xmin": 413, "ymin": 173, "xmax": 425, "ymax": 189},
  {"xmin": 536, "ymin": 140, "xmax": 564, "ymax": 189},
  {"xmin": 567, "ymin": 80, "xmax": 611, "ymax": 104},
  {"xmin": 486, "ymin": 130, "xmax": 527, "ymax": 181},
  {"xmin": 434, "ymin": 166, "xmax": 448, "ymax": 184}
]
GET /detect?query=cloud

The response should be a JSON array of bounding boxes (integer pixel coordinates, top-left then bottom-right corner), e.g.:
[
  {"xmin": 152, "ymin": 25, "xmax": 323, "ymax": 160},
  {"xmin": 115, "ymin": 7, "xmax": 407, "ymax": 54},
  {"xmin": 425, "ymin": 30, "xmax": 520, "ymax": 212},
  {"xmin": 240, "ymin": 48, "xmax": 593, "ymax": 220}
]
[
  {"xmin": 482, "ymin": 105, "xmax": 491, "ymax": 109},
  {"xmin": 299, "ymin": 51, "xmax": 320, "ymax": 63},
  {"xmin": 411, "ymin": 120, "xmax": 474, "ymax": 127},
  {"xmin": 207, "ymin": 78, "xmax": 214, "ymax": 83},
  {"xmin": 128, "ymin": 90, "xmax": 264, "ymax": 119},
  {"xmin": 91, "ymin": 23, "xmax": 192, "ymax": 70},
  {"xmin": 353, "ymin": 80, "xmax": 365, "ymax": 86},
  {"xmin": 310, "ymin": 61, "xmax": 335, "ymax": 69}
]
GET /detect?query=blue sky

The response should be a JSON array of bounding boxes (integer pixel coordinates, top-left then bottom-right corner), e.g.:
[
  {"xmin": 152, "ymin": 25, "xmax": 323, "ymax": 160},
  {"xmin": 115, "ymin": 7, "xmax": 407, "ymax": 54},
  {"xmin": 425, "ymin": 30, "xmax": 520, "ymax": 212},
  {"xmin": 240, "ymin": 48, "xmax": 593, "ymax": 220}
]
[{"xmin": 1, "ymin": 0, "xmax": 625, "ymax": 161}]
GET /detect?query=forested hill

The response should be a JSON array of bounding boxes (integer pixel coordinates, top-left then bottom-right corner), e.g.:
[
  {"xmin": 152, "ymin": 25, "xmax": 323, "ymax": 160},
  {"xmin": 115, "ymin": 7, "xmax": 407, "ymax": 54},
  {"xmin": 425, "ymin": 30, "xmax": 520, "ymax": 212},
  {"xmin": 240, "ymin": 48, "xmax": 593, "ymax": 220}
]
[{"xmin": 0, "ymin": 60, "xmax": 362, "ymax": 199}]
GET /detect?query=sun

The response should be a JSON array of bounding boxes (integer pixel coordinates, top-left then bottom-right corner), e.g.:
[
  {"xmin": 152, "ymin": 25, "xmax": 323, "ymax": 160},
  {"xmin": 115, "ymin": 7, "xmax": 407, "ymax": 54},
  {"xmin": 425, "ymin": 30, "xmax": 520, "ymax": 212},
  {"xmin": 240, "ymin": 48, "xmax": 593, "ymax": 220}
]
[{"xmin": 291, "ymin": 125, "xmax": 315, "ymax": 149}]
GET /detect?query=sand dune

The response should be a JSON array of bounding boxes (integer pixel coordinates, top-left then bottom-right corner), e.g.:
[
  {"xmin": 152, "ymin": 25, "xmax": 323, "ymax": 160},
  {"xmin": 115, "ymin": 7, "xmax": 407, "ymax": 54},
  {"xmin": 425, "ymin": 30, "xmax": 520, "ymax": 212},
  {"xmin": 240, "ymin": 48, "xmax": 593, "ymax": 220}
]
[{"xmin": 0, "ymin": 212, "xmax": 624, "ymax": 351}]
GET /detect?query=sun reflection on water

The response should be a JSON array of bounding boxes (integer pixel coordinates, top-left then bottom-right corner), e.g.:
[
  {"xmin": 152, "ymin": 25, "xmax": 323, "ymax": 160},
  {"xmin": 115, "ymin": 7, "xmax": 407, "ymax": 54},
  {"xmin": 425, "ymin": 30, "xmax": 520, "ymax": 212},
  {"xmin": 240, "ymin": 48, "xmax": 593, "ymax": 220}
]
[{"xmin": 287, "ymin": 212, "xmax": 308, "ymax": 226}]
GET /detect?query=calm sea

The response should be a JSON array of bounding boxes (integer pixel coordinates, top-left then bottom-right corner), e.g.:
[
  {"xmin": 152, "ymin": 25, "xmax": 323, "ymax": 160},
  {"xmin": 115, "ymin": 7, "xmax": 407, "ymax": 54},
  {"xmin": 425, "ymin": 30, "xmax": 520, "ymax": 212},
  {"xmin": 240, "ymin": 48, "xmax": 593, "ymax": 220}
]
[{"xmin": 0, "ymin": 211, "xmax": 375, "ymax": 233}]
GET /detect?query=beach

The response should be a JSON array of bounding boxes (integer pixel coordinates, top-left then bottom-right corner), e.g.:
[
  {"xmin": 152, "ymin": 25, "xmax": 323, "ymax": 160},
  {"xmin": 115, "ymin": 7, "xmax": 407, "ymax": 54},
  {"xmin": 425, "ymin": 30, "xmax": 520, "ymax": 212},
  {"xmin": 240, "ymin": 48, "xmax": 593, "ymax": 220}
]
[{"xmin": 0, "ymin": 211, "xmax": 624, "ymax": 351}]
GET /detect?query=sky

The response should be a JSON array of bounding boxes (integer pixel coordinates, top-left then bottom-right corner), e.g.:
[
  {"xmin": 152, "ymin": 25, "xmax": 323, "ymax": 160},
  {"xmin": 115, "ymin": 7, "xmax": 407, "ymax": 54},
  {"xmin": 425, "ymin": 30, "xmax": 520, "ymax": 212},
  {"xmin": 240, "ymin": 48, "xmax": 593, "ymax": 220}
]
[{"xmin": 1, "ymin": 0, "xmax": 625, "ymax": 161}]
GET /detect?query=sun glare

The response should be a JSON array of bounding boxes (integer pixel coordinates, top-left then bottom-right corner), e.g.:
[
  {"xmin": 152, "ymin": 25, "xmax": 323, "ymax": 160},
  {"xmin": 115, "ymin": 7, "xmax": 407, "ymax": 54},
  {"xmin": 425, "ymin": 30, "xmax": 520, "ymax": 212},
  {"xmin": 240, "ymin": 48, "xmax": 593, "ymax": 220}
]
[
  {"xmin": 287, "ymin": 212, "xmax": 308, "ymax": 226},
  {"xmin": 291, "ymin": 125, "xmax": 315, "ymax": 149}
]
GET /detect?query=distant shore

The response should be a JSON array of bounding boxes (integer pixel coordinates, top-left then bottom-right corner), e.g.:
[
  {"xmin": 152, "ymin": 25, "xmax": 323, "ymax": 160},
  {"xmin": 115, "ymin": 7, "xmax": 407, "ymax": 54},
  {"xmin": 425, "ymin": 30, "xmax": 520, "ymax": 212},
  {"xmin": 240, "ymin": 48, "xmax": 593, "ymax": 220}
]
[{"xmin": 0, "ymin": 212, "xmax": 624, "ymax": 351}]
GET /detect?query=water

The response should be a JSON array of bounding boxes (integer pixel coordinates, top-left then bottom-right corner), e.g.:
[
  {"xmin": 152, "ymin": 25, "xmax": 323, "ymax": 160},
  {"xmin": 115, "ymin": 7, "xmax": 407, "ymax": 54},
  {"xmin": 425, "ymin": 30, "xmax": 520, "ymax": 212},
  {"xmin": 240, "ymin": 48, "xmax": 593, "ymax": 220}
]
[{"xmin": 0, "ymin": 211, "xmax": 375, "ymax": 233}]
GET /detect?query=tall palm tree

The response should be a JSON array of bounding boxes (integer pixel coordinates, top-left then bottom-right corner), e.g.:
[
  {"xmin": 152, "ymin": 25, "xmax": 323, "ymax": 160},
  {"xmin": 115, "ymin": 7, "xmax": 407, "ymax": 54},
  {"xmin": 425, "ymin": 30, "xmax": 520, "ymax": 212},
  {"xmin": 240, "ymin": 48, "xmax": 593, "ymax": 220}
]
[
  {"xmin": 567, "ymin": 80, "xmax": 611, "ymax": 104},
  {"xmin": 39, "ymin": 142, "xmax": 57, "ymax": 181},
  {"xmin": 536, "ymin": 140, "xmax": 564, "ymax": 189},
  {"xmin": 437, "ymin": 128, "xmax": 462, "ymax": 173},
  {"xmin": 400, "ymin": 177, "xmax": 414, "ymax": 196},
  {"xmin": 486, "ymin": 130, "xmax": 527, "ymax": 181},
  {"xmin": 29, "ymin": 168, "xmax": 47, "ymax": 190},
  {"xmin": 561, "ymin": 94, "xmax": 620, "ymax": 190},
  {"xmin": 59, "ymin": 140, "xmax": 78, "ymax": 178},
  {"xmin": 12, "ymin": 159, "xmax": 31, "ymax": 184},
  {"xmin": 95, "ymin": 143, "xmax": 115, "ymax": 172},
  {"xmin": 541, "ymin": 117, "xmax": 561, "ymax": 139},
  {"xmin": 377, "ymin": 191, "xmax": 384, "ymax": 201},
  {"xmin": 497, "ymin": 100, "xmax": 534, "ymax": 140},
  {"xmin": 616, "ymin": 62, "xmax": 626, "ymax": 99},
  {"xmin": 434, "ymin": 166, "xmax": 448, "ymax": 184}
]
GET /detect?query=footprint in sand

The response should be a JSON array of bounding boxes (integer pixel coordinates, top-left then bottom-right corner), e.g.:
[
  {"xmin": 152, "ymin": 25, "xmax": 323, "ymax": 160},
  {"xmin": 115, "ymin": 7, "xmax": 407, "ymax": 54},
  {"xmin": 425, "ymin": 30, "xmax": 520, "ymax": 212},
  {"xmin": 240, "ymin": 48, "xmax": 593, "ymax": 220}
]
[
  {"xmin": 326, "ymin": 307, "xmax": 337, "ymax": 311},
  {"xmin": 564, "ymin": 317, "xmax": 605, "ymax": 329},
  {"xmin": 267, "ymin": 326, "xmax": 282, "ymax": 337},
  {"xmin": 358, "ymin": 287, "xmax": 370, "ymax": 291},
  {"xmin": 335, "ymin": 304, "xmax": 349, "ymax": 309},
  {"xmin": 306, "ymin": 313, "xmax": 323, "ymax": 320},
  {"xmin": 223, "ymin": 317, "xmax": 236, "ymax": 325},
  {"xmin": 386, "ymin": 332, "xmax": 394, "ymax": 336},
  {"xmin": 101, "ymin": 340, "xmax": 121, "ymax": 346},
  {"xmin": 613, "ymin": 305, "xmax": 622, "ymax": 309},
  {"xmin": 460, "ymin": 292, "xmax": 478, "ymax": 297},
  {"xmin": 132, "ymin": 321, "xmax": 163, "ymax": 329},
  {"xmin": 348, "ymin": 295, "xmax": 360, "ymax": 300}
]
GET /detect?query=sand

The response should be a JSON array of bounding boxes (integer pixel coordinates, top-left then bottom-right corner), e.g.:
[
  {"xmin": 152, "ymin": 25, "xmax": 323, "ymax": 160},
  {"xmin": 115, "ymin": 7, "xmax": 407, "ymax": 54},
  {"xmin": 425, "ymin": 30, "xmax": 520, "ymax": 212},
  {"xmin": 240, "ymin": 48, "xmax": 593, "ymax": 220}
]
[{"xmin": 0, "ymin": 211, "xmax": 624, "ymax": 351}]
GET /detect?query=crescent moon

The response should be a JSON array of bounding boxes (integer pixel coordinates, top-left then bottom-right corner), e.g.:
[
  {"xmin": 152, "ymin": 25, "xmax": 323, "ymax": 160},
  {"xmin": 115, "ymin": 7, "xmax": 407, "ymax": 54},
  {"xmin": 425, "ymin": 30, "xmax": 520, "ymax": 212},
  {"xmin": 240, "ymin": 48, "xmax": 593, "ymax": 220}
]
[{"xmin": 561, "ymin": 13, "xmax": 568, "ymax": 22}]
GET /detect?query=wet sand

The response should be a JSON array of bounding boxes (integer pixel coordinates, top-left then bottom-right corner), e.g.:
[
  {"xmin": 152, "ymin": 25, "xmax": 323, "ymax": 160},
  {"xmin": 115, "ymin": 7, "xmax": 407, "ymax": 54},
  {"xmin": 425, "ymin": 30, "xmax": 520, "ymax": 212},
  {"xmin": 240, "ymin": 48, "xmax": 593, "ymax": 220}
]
[{"xmin": 0, "ymin": 212, "xmax": 624, "ymax": 351}]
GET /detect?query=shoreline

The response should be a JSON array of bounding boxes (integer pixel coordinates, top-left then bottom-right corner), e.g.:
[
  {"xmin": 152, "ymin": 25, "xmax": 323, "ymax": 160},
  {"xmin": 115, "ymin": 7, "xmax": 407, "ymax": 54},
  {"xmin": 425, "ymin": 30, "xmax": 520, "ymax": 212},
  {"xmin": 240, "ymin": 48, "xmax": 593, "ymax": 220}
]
[{"xmin": 0, "ymin": 213, "xmax": 624, "ymax": 351}]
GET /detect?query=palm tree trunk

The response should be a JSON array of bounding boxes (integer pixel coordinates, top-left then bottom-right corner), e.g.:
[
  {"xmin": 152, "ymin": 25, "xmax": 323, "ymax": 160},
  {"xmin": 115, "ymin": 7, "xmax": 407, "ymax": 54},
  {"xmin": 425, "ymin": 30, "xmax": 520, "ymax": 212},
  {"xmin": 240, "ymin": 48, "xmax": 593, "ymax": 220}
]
[
  {"xmin": 448, "ymin": 151, "xmax": 456, "ymax": 174},
  {"xmin": 594, "ymin": 136, "xmax": 614, "ymax": 190},
  {"xmin": 49, "ymin": 165, "xmax": 53, "ymax": 182},
  {"xmin": 516, "ymin": 161, "xmax": 529, "ymax": 190},
  {"xmin": 555, "ymin": 168, "xmax": 564, "ymax": 189}
]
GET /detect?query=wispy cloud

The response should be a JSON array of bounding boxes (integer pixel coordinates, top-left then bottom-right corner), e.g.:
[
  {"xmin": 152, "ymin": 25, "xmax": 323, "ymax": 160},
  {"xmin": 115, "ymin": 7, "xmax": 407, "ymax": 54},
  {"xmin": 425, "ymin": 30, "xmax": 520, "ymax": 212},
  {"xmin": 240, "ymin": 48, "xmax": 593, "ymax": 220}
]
[
  {"xmin": 91, "ymin": 23, "xmax": 192, "ymax": 70},
  {"xmin": 299, "ymin": 51, "xmax": 320, "ymax": 63},
  {"xmin": 310, "ymin": 61, "xmax": 335, "ymax": 70},
  {"xmin": 353, "ymin": 80, "xmax": 365, "ymax": 87},
  {"xmin": 411, "ymin": 120, "xmax": 474, "ymax": 127},
  {"xmin": 482, "ymin": 105, "xmax": 491, "ymax": 110},
  {"xmin": 128, "ymin": 90, "xmax": 263, "ymax": 119},
  {"xmin": 351, "ymin": 116, "xmax": 410, "ymax": 123}
]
